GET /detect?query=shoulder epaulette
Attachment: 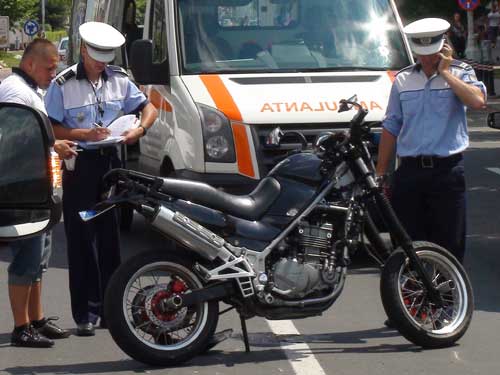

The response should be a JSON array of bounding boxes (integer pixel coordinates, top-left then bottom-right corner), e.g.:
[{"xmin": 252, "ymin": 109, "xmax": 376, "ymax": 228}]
[
  {"xmin": 396, "ymin": 64, "xmax": 417, "ymax": 76},
  {"xmin": 450, "ymin": 59, "xmax": 469, "ymax": 70},
  {"xmin": 55, "ymin": 66, "xmax": 77, "ymax": 86},
  {"xmin": 108, "ymin": 65, "xmax": 129, "ymax": 77}
]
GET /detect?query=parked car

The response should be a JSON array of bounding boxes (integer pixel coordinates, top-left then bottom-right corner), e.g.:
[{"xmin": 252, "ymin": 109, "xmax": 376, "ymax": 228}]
[{"xmin": 57, "ymin": 36, "xmax": 69, "ymax": 72}]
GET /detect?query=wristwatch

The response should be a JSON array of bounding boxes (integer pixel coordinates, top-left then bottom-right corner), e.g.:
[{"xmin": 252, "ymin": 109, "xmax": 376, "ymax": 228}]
[{"xmin": 138, "ymin": 124, "xmax": 147, "ymax": 137}]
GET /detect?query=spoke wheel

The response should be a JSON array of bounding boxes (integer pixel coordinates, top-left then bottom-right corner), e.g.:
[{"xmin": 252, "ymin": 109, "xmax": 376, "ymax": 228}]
[
  {"xmin": 381, "ymin": 241, "xmax": 473, "ymax": 348},
  {"xmin": 105, "ymin": 250, "xmax": 219, "ymax": 366}
]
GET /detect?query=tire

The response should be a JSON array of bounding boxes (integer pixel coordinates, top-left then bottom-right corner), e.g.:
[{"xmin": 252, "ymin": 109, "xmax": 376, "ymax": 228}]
[
  {"xmin": 380, "ymin": 241, "xmax": 473, "ymax": 348},
  {"xmin": 104, "ymin": 250, "xmax": 219, "ymax": 366}
]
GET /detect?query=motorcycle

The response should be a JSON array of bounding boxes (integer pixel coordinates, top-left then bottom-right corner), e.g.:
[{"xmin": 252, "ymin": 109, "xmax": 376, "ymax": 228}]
[{"xmin": 88, "ymin": 97, "xmax": 474, "ymax": 366}]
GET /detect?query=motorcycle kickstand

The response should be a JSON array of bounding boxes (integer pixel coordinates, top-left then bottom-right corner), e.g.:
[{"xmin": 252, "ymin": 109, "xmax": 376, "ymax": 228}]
[{"xmin": 240, "ymin": 314, "xmax": 251, "ymax": 353}]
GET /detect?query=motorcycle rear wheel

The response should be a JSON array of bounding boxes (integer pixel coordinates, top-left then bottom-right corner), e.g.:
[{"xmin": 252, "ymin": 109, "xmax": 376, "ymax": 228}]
[
  {"xmin": 380, "ymin": 241, "xmax": 473, "ymax": 348},
  {"xmin": 104, "ymin": 250, "xmax": 219, "ymax": 366}
]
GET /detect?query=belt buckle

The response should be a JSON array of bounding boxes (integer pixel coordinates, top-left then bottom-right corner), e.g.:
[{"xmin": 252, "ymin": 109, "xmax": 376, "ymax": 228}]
[{"xmin": 421, "ymin": 156, "xmax": 434, "ymax": 168}]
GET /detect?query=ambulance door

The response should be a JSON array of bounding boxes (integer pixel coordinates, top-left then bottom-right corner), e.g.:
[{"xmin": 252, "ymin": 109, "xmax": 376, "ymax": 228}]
[{"xmin": 0, "ymin": 103, "xmax": 62, "ymax": 241}]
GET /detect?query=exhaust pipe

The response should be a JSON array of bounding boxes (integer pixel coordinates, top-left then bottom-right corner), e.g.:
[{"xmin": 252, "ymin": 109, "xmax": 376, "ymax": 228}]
[{"xmin": 151, "ymin": 205, "xmax": 233, "ymax": 261}]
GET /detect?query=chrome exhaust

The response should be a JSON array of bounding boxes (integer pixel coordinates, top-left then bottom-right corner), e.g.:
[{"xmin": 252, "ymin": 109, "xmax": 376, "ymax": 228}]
[{"xmin": 151, "ymin": 205, "xmax": 233, "ymax": 261}]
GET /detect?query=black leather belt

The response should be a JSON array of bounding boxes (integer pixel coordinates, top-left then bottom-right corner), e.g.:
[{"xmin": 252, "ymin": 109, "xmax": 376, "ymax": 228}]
[{"xmin": 400, "ymin": 153, "xmax": 463, "ymax": 169}]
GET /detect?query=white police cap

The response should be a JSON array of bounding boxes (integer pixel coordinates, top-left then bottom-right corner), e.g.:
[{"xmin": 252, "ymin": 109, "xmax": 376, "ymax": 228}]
[
  {"xmin": 403, "ymin": 18, "xmax": 450, "ymax": 56},
  {"xmin": 79, "ymin": 22, "xmax": 125, "ymax": 63}
]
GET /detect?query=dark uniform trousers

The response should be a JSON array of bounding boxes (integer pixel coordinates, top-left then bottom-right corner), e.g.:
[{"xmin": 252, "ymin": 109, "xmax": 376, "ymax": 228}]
[
  {"xmin": 390, "ymin": 153, "xmax": 466, "ymax": 263},
  {"xmin": 62, "ymin": 148, "xmax": 121, "ymax": 325}
]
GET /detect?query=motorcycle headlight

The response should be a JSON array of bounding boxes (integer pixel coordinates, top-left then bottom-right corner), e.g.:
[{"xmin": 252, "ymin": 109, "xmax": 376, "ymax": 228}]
[{"xmin": 198, "ymin": 103, "xmax": 236, "ymax": 163}]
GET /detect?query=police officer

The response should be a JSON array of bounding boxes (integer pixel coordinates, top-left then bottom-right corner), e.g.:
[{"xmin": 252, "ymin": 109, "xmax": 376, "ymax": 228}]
[
  {"xmin": 45, "ymin": 22, "xmax": 158, "ymax": 336},
  {"xmin": 376, "ymin": 18, "xmax": 486, "ymax": 264}
]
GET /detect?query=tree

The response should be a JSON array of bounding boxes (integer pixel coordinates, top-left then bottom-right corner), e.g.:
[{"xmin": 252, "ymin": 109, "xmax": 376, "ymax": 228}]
[
  {"xmin": 43, "ymin": 0, "xmax": 71, "ymax": 29},
  {"xmin": 396, "ymin": 0, "xmax": 494, "ymax": 23},
  {"xmin": 0, "ymin": 0, "xmax": 38, "ymax": 27}
]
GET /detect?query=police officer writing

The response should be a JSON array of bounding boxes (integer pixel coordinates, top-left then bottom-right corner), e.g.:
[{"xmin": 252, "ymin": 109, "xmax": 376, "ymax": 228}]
[
  {"xmin": 45, "ymin": 22, "xmax": 158, "ymax": 336},
  {"xmin": 0, "ymin": 38, "xmax": 74, "ymax": 347},
  {"xmin": 376, "ymin": 18, "xmax": 486, "ymax": 264}
]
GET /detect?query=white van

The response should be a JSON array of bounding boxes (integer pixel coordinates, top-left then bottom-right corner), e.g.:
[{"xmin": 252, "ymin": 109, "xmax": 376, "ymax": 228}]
[{"xmin": 70, "ymin": 0, "xmax": 412, "ymax": 192}]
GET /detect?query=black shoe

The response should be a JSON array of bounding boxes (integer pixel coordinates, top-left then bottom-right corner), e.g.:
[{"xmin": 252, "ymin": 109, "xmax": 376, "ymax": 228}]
[
  {"xmin": 384, "ymin": 319, "xmax": 394, "ymax": 328},
  {"xmin": 33, "ymin": 317, "xmax": 70, "ymax": 339},
  {"xmin": 76, "ymin": 323, "xmax": 95, "ymax": 336},
  {"xmin": 11, "ymin": 325, "xmax": 54, "ymax": 348}
]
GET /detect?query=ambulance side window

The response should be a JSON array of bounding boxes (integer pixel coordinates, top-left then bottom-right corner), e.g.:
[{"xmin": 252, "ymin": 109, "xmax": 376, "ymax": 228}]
[{"xmin": 150, "ymin": 0, "xmax": 167, "ymax": 63}]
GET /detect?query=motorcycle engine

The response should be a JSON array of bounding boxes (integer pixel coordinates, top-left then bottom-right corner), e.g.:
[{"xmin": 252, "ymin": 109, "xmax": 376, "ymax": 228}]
[{"xmin": 271, "ymin": 221, "xmax": 339, "ymax": 299}]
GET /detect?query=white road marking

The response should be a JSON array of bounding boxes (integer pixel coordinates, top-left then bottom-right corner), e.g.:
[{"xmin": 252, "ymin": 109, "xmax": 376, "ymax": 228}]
[
  {"xmin": 486, "ymin": 167, "xmax": 500, "ymax": 175},
  {"xmin": 267, "ymin": 320, "xmax": 327, "ymax": 375}
]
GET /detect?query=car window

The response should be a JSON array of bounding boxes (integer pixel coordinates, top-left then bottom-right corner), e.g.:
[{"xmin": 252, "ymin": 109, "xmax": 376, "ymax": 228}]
[{"xmin": 59, "ymin": 38, "xmax": 68, "ymax": 50}]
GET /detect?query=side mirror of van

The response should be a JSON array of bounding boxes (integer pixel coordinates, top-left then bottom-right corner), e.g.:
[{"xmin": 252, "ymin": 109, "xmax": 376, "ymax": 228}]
[
  {"xmin": 487, "ymin": 111, "xmax": 500, "ymax": 130},
  {"xmin": 0, "ymin": 103, "xmax": 62, "ymax": 241},
  {"xmin": 130, "ymin": 39, "xmax": 170, "ymax": 85}
]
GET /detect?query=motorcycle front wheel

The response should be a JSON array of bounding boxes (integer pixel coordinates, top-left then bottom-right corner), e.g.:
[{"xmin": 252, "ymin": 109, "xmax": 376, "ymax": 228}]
[
  {"xmin": 380, "ymin": 241, "xmax": 473, "ymax": 348},
  {"xmin": 104, "ymin": 250, "xmax": 219, "ymax": 366}
]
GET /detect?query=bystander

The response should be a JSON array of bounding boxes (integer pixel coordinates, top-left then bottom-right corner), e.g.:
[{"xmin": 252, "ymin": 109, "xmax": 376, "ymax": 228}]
[{"xmin": 0, "ymin": 38, "xmax": 76, "ymax": 348}]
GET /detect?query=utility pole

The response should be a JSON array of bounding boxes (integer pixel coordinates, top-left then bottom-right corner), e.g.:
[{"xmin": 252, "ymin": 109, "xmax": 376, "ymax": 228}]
[
  {"xmin": 466, "ymin": 10, "xmax": 480, "ymax": 61},
  {"xmin": 41, "ymin": 0, "xmax": 45, "ymax": 35}
]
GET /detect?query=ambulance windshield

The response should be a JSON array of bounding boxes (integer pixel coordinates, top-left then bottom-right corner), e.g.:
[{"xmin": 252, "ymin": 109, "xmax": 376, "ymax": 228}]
[{"xmin": 178, "ymin": 0, "xmax": 410, "ymax": 73}]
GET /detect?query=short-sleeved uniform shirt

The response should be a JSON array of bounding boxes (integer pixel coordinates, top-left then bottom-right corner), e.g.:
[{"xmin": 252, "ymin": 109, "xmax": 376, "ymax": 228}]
[
  {"xmin": 382, "ymin": 60, "xmax": 486, "ymax": 157},
  {"xmin": 0, "ymin": 68, "xmax": 47, "ymax": 115},
  {"xmin": 44, "ymin": 63, "xmax": 148, "ymax": 148}
]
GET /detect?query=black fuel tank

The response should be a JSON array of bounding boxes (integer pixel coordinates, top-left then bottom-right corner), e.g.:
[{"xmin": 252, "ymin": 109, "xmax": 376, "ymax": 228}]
[
  {"xmin": 265, "ymin": 152, "xmax": 324, "ymax": 218},
  {"xmin": 269, "ymin": 152, "xmax": 323, "ymax": 185}
]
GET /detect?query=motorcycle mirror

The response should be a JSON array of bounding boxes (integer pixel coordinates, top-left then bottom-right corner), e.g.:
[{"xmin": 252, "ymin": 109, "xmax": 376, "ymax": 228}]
[
  {"xmin": 338, "ymin": 94, "xmax": 358, "ymax": 113},
  {"xmin": 266, "ymin": 127, "xmax": 284, "ymax": 147},
  {"xmin": 347, "ymin": 94, "xmax": 358, "ymax": 103}
]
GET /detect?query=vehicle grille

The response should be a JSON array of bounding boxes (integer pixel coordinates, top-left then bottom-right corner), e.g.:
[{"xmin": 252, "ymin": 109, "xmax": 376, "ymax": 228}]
[{"xmin": 252, "ymin": 122, "xmax": 377, "ymax": 174}]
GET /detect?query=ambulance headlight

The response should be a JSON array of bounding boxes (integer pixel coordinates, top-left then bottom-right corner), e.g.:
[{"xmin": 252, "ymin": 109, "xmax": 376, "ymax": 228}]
[
  {"xmin": 197, "ymin": 103, "xmax": 236, "ymax": 163},
  {"xmin": 206, "ymin": 136, "xmax": 230, "ymax": 159}
]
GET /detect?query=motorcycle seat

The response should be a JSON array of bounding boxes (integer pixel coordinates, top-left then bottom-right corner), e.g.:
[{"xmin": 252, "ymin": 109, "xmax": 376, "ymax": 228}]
[{"xmin": 160, "ymin": 177, "xmax": 281, "ymax": 221}]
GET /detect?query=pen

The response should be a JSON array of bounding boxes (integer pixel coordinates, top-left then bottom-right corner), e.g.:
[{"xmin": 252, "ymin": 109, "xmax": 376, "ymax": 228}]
[{"xmin": 93, "ymin": 122, "xmax": 103, "ymax": 128}]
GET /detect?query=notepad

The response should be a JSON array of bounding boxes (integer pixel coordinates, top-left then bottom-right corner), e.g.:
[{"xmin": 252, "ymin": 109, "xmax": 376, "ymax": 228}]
[
  {"xmin": 86, "ymin": 115, "xmax": 138, "ymax": 146},
  {"xmin": 108, "ymin": 114, "xmax": 138, "ymax": 137}
]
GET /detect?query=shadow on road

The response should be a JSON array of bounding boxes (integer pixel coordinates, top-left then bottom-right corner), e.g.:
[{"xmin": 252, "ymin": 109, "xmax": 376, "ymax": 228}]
[{"xmin": 1, "ymin": 329, "xmax": 422, "ymax": 375}]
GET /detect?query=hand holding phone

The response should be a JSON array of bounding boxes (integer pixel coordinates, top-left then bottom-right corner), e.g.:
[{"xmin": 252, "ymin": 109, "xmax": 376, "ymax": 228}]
[{"xmin": 438, "ymin": 42, "xmax": 453, "ymax": 73}]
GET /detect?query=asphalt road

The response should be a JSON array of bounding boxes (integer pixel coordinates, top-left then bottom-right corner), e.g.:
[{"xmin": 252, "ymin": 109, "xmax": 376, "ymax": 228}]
[{"xmin": 1, "ymin": 107, "xmax": 500, "ymax": 375}]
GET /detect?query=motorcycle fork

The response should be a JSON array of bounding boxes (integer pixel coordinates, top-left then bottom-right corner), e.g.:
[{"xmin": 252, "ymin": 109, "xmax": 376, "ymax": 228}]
[{"xmin": 373, "ymin": 190, "xmax": 444, "ymax": 307}]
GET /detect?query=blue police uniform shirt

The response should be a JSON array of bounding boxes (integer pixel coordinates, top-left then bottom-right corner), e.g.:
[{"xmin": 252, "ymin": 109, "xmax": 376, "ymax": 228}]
[
  {"xmin": 382, "ymin": 60, "xmax": 486, "ymax": 157},
  {"xmin": 45, "ymin": 63, "xmax": 148, "ymax": 148}
]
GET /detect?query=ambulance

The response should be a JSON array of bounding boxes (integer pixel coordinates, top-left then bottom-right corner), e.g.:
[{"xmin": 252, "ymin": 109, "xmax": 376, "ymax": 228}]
[{"xmin": 70, "ymin": 0, "xmax": 412, "ymax": 192}]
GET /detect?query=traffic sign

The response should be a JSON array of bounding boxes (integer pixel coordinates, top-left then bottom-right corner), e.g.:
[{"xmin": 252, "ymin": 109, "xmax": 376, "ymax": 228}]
[
  {"xmin": 457, "ymin": 0, "xmax": 480, "ymax": 11},
  {"xmin": 23, "ymin": 20, "xmax": 39, "ymax": 36}
]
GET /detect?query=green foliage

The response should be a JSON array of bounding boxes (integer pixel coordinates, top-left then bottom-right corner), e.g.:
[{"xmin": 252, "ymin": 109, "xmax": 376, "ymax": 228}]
[
  {"xmin": 0, "ymin": 0, "xmax": 70, "ymax": 29},
  {"xmin": 0, "ymin": 50, "xmax": 21, "ymax": 68},
  {"xmin": 45, "ymin": 30, "xmax": 67, "ymax": 43},
  {"xmin": 0, "ymin": 0, "xmax": 38, "ymax": 27},
  {"xmin": 44, "ymin": 0, "xmax": 71, "ymax": 30},
  {"xmin": 136, "ymin": 0, "xmax": 147, "ymax": 25}
]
